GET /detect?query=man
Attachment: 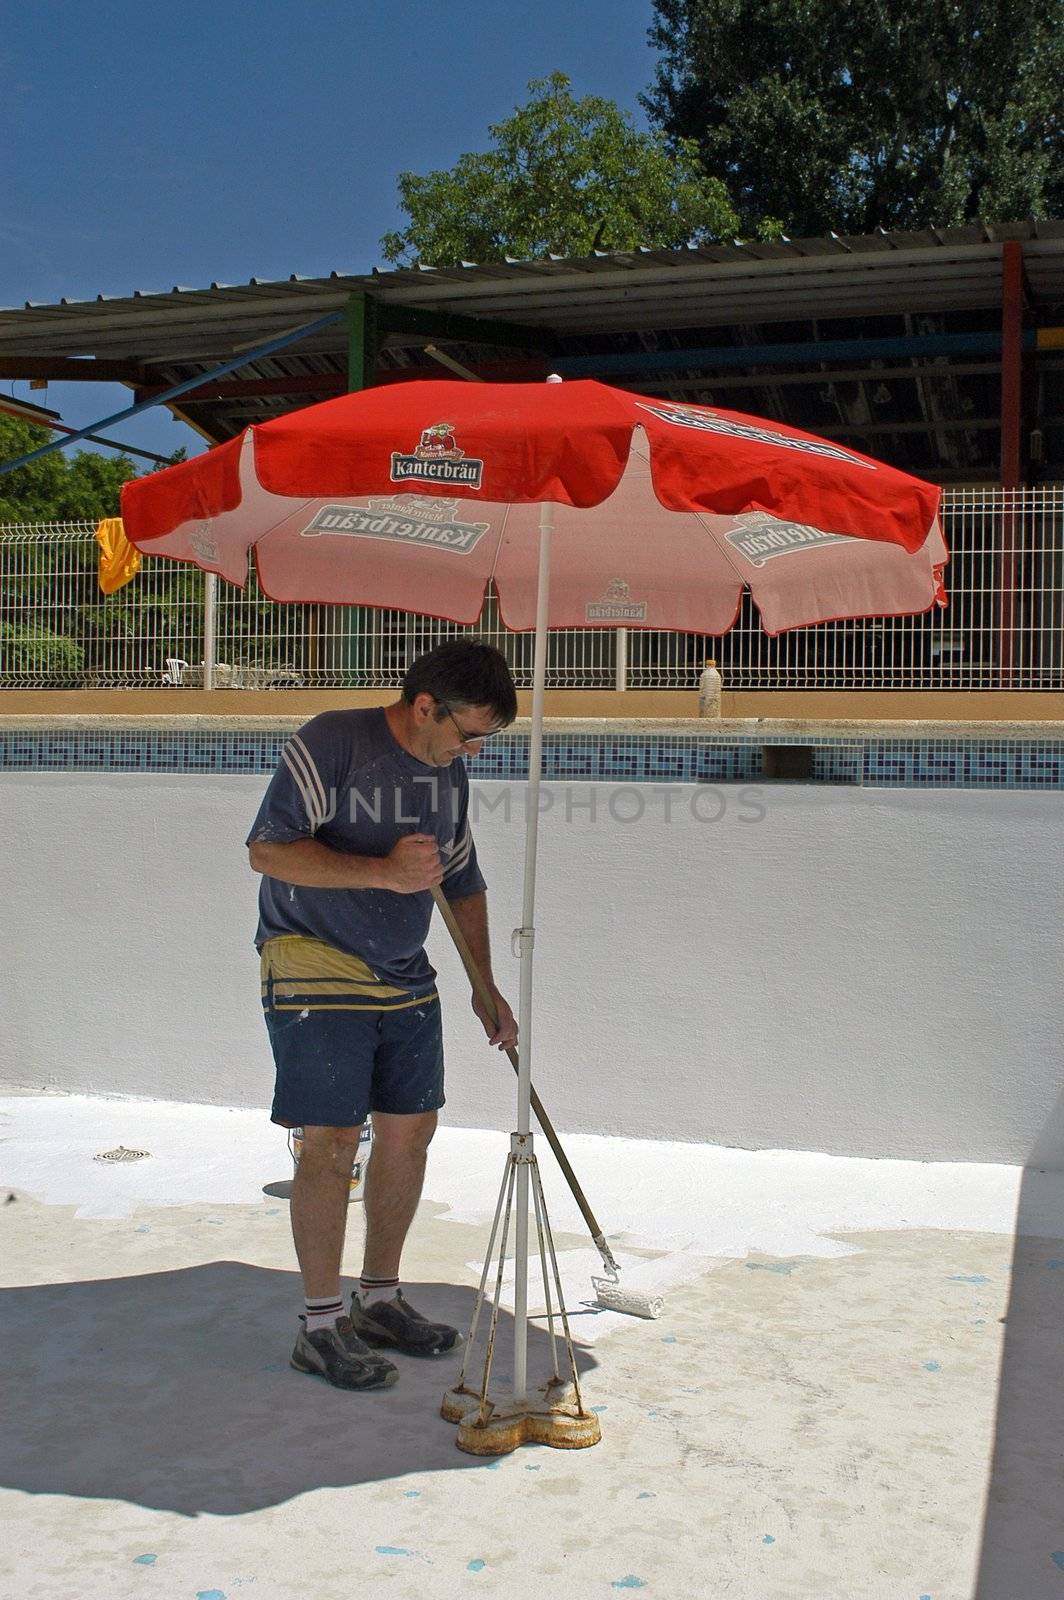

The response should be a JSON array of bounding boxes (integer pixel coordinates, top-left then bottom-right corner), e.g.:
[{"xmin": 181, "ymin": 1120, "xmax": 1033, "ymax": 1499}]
[{"xmin": 247, "ymin": 640, "xmax": 519, "ymax": 1391}]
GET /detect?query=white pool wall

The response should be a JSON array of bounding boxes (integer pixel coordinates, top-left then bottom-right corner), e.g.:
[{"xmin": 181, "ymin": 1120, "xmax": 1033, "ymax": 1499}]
[{"xmin": 2, "ymin": 770, "xmax": 1061, "ymax": 1164}]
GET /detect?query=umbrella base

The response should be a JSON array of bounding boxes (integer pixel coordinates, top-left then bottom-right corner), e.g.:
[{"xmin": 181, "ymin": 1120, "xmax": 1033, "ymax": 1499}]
[
  {"xmin": 448, "ymin": 1379, "xmax": 601, "ymax": 1456},
  {"xmin": 441, "ymin": 1132, "xmax": 601, "ymax": 1454}
]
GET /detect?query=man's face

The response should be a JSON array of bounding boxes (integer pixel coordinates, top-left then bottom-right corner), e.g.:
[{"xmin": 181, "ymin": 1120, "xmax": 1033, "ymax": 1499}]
[{"xmin": 420, "ymin": 698, "xmax": 505, "ymax": 766}]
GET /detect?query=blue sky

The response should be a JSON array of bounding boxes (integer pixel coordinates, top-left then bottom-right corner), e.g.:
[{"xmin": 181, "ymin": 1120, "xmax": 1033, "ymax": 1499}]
[{"xmin": 1, "ymin": 0, "xmax": 659, "ymax": 465}]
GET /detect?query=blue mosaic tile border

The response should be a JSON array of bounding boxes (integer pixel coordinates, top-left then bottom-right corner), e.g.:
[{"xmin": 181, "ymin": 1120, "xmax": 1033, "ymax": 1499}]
[
  {"xmin": 0, "ymin": 730, "xmax": 290, "ymax": 776},
  {"xmin": 860, "ymin": 740, "xmax": 1064, "ymax": 788},
  {"xmin": 1, "ymin": 728, "xmax": 1063, "ymax": 788}
]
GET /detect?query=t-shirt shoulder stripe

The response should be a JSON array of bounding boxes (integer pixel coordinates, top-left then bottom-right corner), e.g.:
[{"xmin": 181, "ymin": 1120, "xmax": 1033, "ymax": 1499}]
[
  {"xmin": 290, "ymin": 733, "xmax": 328, "ymax": 820},
  {"xmin": 282, "ymin": 742, "xmax": 323, "ymax": 830},
  {"xmin": 442, "ymin": 834, "xmax": 473, "ymax": 878}
]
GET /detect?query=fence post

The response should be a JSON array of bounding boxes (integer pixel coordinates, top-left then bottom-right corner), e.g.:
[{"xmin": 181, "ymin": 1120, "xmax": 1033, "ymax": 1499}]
[
  {"xmin": 615, "ymin": 627, "xmax": 628, "ymax": 692},
  {"xmin": 204, "ymin": 572, "xmax": 217, "ymax": 691}
]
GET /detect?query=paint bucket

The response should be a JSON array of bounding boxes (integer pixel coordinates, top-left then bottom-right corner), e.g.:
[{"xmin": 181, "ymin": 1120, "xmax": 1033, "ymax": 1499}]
[{"xmin": 288, "ymin": 1120, "xmax": 372, "ymax": 1201}]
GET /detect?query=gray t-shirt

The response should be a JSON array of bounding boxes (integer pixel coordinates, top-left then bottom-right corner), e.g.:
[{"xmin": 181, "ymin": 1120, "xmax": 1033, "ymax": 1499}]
[{"xmin": 247, "ymin": 707, "xmax": 486, "ymax": 988}]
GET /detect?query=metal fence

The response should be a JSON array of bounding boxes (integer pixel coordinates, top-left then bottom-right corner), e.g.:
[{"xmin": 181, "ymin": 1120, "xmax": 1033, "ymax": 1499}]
[{"xmin": 1, "ymin": 487, "xmax": 1062, "ymax": 691}]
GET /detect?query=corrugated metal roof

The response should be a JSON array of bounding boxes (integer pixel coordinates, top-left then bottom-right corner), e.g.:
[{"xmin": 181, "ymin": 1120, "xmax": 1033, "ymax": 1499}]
[
  {"xmin": 5, "ymin": 219, "xmax": 1063, "ymax": 330},
  {"xmin": 1, "ymin": 222, "xmax": 1062, "ymax": 481}
]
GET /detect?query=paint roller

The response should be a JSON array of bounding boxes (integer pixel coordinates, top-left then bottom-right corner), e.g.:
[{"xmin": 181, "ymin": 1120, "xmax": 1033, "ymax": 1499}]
[{"xmin": 430, "ymin": 886, "xmax": 664, "ymax": 1319}]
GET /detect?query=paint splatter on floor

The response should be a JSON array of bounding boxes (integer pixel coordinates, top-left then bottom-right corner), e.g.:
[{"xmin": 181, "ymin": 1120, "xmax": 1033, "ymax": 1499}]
[
  {"xmin": 636, "ymin": 1492, "xmax": 655, "ymax": 1500},
  {"xmin": 375, "ymin": 1546, "xmax": 413, "ymax": 1557},
  {"xmin": 467, "ymin": 1559, "xmax": 486, "ymax": 1572},
  {"xmin": 762, "ymin": 1535, "xmax": 776, "ymax": 1545},
  {"xmin": 403, "ymin": 1489, "xmax": 421, "ymax": 1498},
  {"xmin": 924, "ymin": 1360, "xmax": 942, "ymax": 1372},
  {"xmin": 1051, "ymin": 1552, "xmax": 1064, "ymax": 1571},
  {"xmin": 611, "ymin": 1579, "xmax": 647, "ymax": 1590},
  {"xmin": 948, "ymin": 1274, "xmax": 991, "ymax": 1284},
  {"xmin": 196, "ymin": 1591, "xmax": 227, "ymax": 1599},
  {"xmin": 132, "ymin": 1554, "xmax": 157, "ymax": 1565}
]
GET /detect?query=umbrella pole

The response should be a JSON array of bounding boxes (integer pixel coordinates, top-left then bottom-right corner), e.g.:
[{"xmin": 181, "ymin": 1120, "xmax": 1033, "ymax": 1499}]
[
  {"xmin": 443, "ymin": 504, "xmax": 599, "ymax": 1453},
  {"xmin": 512, "ymin": 500, "xmax": 552, "ymax": 1402}
]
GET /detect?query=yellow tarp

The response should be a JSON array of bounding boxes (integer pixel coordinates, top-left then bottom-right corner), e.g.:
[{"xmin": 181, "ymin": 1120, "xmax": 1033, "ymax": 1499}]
[{"xmin": 96, "ymin": 516, "xmax": 140, "ymax": 594}]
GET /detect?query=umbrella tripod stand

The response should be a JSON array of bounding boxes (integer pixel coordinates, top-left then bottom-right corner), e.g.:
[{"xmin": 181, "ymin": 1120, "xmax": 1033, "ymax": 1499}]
[{"xmin": 440, "ymin": 1128, "xmax": 601, "ymax": 1453}]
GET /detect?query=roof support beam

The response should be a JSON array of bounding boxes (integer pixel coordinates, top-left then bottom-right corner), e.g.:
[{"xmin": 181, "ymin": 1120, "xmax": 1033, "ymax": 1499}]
[
  {"xmin": 134, "ymin": 372, "xmax": 346, "ymax": 403},
  {"xmin": 347, "ymin": 295, "xmax": 380, "ymax": 392},
  {"xmin": 130, "ymin": 329, "xmax": 1055, "ymax": 408},
  {"xmin": 997, "ymin": 240, "xmax": 1026, "ymax": 688},
  {"xmin": 1000, "ymin": 242, "xmax": 1026, "ymax": 489},
  {"xmin": 559, "ymin": 330, "xmax": 1039, "ymax": 378},
  {"xmin": 0, "ymin": 309, "xmax": 344, "ymax": 477},
  {"xmin": 379, "ymin": 300, "xmax": 560, "ymax": 353},
  {"xmin": 0, "ymin": 358, "xmax": 147, "ymax": 383}
]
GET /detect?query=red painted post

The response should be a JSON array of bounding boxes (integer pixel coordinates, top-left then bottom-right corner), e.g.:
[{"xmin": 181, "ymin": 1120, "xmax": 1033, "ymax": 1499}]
[{"xmin": 998, "ymin": 241, "xmax": 1024, "ymax": 688}]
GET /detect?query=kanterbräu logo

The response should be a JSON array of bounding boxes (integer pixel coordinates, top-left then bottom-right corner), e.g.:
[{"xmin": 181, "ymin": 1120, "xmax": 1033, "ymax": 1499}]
[{"xmin": 390, "ymin": 423, "xmax": 485, "ymax": 489}]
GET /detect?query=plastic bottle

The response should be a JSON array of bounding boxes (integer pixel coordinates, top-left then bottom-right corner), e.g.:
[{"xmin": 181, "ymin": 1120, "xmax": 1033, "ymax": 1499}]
[{"xmin": 698, "ymin": 658, "xmax": 723, "ymax": 718}]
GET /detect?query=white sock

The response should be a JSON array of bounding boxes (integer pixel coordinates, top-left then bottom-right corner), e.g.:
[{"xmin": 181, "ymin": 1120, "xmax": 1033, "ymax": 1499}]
[
  {"xmin": 304, "ymin": 1294, "xmax": 345, "ymax": 1332},
  {"xmin": 359, "ymin": 1275, "xmax": 400, "ymax": 1309}
]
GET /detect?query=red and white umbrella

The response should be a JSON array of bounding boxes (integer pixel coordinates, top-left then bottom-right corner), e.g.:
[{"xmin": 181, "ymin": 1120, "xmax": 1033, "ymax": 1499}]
[
  {"xmin": 123, "ymin": 378, "xmax": 945, "ymax": 635},
  {"xmin": 122, "ymin": 376, "xmax": 945, "ymax": 1415}
]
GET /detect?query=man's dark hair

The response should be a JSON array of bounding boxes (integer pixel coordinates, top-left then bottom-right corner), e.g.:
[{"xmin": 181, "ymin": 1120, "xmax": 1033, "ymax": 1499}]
[{"xmin": 402, "ymin": 640, "xmax": 518, "ymax": 725}]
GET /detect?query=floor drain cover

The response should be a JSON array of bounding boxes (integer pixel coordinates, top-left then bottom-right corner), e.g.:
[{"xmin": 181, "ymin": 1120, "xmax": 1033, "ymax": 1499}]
[{"xmin": 94, "ymin": 1145, "xmax": 151, "ymax": 1163}]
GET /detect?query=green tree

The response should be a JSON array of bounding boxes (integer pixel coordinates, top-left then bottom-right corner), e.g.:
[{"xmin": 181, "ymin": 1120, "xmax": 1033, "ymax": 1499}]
[
  {"xmin": 381, "ymin": 71, "xmax": 744, "ymax": 266},
  {"xmin": 0, "ymin": 414, "xmax": 141, "ymax": 523},
  {"xmin": 644, "ymin": 0, "xmax": 1064, "ymax": 237}
]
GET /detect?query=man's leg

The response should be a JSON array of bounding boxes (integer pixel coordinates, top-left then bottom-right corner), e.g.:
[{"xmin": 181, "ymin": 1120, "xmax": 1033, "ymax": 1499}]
[
  {"xmin": 290, "ymin": 1123, "xmax": 363, "ymax": 1297},
  {"xmin": 350, "ymin": 1109, "xmax": 460, "ymax": 1357},
  {"xmin": 286, "ymin": 1123, "xmax": 399, "ymax": 1390},
  {"xmin": 347, "ymin": 995, "xmax": 458, "ymax": 1356},
  {"xmin": 360, "ymin": 1109, "xmax": 437, "ymax": 1280}
]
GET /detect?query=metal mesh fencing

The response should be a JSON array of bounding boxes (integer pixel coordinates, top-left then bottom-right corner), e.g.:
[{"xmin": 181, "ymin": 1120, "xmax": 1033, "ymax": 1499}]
[{"xmin": 1, "ymin": 486, "xmax": 1061, "ymax": 691}]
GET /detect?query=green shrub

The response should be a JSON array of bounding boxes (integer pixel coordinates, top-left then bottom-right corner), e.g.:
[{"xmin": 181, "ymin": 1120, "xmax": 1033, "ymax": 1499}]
[{"xmin": 0, "ymin": 623, "xmax": 84, "ymax": 682}]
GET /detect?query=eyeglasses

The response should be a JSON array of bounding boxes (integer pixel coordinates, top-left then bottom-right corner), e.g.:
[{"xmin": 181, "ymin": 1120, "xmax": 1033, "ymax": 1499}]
[{"xmin": 439, "ymin": 703, "xmax": 506, "ymax": 747}]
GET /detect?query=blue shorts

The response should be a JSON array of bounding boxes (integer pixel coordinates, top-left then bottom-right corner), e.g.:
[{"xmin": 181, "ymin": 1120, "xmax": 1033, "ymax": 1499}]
[{"xmin": 260, "ymin": 936, "xmax": 445, "ymax": 1128}]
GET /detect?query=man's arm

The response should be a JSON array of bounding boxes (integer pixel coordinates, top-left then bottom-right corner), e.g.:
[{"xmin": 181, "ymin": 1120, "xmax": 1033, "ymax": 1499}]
[
  {"xmin": 248, "ymin": 834, "xmax": 442, "ymax": 894},
  {"xmin": 445, "ymin": 891, "xmax": 518, "ymax": 1050}
]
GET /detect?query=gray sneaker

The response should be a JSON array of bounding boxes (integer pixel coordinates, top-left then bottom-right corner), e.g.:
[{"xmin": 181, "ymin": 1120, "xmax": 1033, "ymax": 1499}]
[
  {"xmin": 349, "ymin": 1289, "xmax": 461, "ymax": 1357},
  {"xmin": 290, "ymin": 1314, "xmax": 399, "ymax": 1390}
]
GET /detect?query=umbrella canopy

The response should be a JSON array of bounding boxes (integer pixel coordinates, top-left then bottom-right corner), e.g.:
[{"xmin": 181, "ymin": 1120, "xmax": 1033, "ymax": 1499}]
[{"xmin": 121, "ymin": 380, "xmax": 946, "ymax": 633}]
